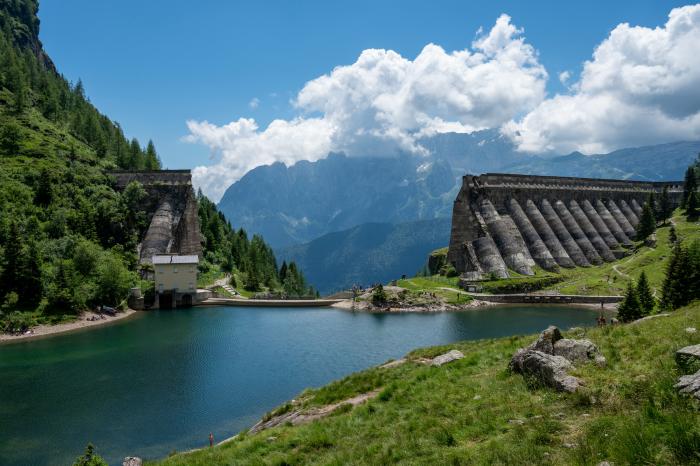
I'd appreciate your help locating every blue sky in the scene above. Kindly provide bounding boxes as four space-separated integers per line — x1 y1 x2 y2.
39 1 688 167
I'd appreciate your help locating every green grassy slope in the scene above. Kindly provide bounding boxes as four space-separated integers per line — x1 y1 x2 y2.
542 212 699 297
419 211 699 298
154 302 700 466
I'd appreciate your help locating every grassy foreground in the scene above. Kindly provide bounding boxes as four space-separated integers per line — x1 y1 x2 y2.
153 302 700 466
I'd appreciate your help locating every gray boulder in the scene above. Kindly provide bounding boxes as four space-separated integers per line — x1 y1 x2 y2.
553 338 600 364
431 349 464 367
531 325 563 354
519 351 582 393
675 370 700 401
123 458 142 466
676 344 700 372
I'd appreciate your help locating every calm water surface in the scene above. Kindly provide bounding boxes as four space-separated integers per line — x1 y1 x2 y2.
0 305 605 465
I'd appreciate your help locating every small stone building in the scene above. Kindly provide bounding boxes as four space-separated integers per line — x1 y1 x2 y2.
153 254 202 308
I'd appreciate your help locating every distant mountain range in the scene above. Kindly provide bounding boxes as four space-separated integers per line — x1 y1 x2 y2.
219 134 699 293
277 218 451 294
218 131 700 249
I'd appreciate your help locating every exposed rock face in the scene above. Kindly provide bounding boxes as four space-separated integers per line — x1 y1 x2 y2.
447 173 683 278
108 171 202 265
123 457 142 466
509 325 605 392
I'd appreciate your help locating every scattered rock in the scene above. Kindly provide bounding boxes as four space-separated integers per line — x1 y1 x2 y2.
508 419 525 425
430 349 465 367
594 355 607 368
676 344 700 372
266 436 277 442
473 394 482 400
553 338 600 364
675 371 700 401
676 344 700 360
123 458 142 466
563 442 578 449
610 317 619 325
532 325 563 354
686 327 697 334
597 462 612 466
518 350 582 393
509 325 603 392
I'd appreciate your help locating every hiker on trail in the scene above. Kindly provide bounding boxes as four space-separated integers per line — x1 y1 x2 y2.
209 432 214 447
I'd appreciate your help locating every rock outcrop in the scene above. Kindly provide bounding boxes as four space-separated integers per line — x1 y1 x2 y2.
675 344 700 400
123 457 142 466
448 173 683 278
675 371 700 401
430 350 465 367
510 326 605 392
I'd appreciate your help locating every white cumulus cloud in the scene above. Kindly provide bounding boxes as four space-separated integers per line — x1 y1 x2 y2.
505 4 700 154
188 14 547 201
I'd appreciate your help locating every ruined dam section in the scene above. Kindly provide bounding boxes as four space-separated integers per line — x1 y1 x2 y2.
108 170 202 265
447 173 683 279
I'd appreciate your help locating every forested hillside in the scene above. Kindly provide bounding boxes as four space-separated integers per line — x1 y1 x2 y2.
0 1 305 332
0 0 164 330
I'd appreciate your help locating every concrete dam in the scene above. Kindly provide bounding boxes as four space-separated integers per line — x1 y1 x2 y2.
108 170 202 265
447 173 683 280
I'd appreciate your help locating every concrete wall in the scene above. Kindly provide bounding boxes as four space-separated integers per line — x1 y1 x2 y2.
448 173 683 279
108 170 203 264
154 263 197 294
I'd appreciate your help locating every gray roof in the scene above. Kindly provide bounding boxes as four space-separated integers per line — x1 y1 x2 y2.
152 255 199 265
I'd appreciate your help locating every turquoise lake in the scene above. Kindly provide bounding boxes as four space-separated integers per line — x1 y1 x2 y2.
0 305 606 465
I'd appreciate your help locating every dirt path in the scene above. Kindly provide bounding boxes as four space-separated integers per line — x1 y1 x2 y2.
611 263 630 279
0 309 139 344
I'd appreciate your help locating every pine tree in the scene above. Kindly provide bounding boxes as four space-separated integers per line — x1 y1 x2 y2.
669 225 678 245
682 166 698 208
636 199 656 241
279 261 288 282
636 271 654 316
659 186 672 225
617 282 641 322
687 191 698 219
661 242 690 310
145 140 160 170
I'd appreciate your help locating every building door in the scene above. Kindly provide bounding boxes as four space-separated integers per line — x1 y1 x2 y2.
159 292 173 310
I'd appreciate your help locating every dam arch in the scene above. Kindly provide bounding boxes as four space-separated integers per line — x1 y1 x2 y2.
447 173 683 279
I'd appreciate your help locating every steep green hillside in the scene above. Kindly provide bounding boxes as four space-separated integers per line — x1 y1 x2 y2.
154 301 700 466
0 1 310 332
0 1 164 329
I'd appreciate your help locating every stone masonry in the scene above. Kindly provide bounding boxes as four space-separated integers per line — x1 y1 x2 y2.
447 173 683 279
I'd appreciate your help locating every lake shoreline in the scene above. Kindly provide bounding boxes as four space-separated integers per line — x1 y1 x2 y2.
0 309 140 344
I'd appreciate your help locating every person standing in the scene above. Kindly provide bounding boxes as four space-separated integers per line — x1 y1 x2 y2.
209 432 214 447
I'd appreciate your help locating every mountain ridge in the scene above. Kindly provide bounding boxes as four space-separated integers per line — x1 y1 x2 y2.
219 135 700 249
